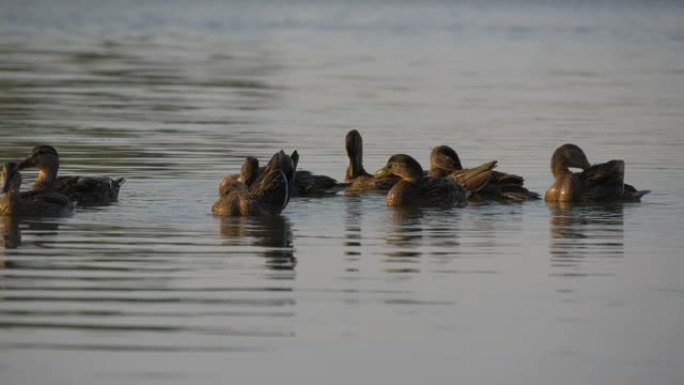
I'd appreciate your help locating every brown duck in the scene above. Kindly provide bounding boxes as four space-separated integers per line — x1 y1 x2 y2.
375 154 467 207
18 145 124 206
212 151 298 216
219 154 345 197
1 162 74 217
344 129 398 194
545 143 649 203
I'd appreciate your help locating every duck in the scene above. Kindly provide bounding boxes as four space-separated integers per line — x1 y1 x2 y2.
17 145 124 206
344 129 399 194
293 168 347 196
544 143 649 203
1 162 74 217
375 154 468 207
212 150 298 216
218 156 260 196
429 145 540 202
218 153 345 197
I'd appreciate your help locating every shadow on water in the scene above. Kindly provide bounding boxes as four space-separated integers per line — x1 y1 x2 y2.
219 215 296 271
548 202 625 277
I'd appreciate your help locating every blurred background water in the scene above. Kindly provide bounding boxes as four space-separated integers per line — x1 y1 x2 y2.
1 1 683 384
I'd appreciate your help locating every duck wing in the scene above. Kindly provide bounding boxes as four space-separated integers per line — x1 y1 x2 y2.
250 169 289 214
294 170 348 196
54 175 123 205
218 173 240 196
212 182 262 216
579 160 625 202
418 177 467 207
449 160 497 193
21 190 74 213
250 151 295 214
346 174 399 195
490 170 524 185
477 170 540 202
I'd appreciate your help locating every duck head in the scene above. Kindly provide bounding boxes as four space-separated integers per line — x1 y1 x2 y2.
376 154 424 185
18 145 60 171
345 129 367 180
238 157 260 186
551 144 591 176
430 145 464 174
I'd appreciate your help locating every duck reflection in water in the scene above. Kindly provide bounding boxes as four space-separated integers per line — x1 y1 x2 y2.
548 202 625 276
384 206 424 272
1 216 21 251
343 196 364 259
1 217 61 268
219 215 296 271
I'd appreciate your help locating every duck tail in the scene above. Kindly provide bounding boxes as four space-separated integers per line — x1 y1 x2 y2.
451 160 497 193
251 151 295 214
624 183 650 202
499 189 541 202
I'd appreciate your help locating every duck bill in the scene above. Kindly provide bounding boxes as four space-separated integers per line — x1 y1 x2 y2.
579 159 591 170
17 156 35 170
573 153 592 170
572 158 591 171
375 167 392 178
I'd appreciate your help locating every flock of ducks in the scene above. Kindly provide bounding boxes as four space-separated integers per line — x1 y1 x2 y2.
210 129 648 216
1 130 649 218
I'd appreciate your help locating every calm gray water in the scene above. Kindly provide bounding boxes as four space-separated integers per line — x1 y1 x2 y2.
1 1 684 384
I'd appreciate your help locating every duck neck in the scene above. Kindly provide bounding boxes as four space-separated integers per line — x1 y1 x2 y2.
404 173 423 186
239 169 258 187
35 165 58 189
428 167 448 179
387 180 419 206
346 153 368 181
1 189 19 214
551 152 570 178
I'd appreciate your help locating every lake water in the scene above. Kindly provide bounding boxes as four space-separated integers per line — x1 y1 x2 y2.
1 1 684 384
